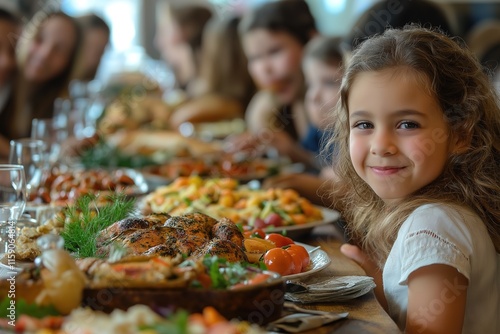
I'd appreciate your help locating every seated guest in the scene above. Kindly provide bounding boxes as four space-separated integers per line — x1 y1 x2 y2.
168 15 256 129
154 0 213 96
226 0 318 167
0 10 82 152
0 7 21 160
264 36 347 205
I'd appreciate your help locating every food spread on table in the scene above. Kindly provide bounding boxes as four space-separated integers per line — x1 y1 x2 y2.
142 154 277 181
0 105 360 332
141 176 324 227
30 168 147 205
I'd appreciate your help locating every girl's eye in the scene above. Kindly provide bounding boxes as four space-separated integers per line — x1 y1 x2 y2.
353 121 373 130
399 121 419 129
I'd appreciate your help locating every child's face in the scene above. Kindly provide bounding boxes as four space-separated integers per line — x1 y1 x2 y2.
347 68 453 204
0 20 19 87
24 16 78 83
243 28 304 104
303 58 342 129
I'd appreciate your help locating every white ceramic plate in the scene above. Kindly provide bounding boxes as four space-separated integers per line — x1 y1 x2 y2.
283 242 331 280
263 207 341 239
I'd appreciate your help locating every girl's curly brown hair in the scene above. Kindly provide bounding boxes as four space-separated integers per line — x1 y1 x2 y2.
326 25 500 265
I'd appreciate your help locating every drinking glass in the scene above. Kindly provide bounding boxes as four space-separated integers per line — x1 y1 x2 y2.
0 164 26 256
31 118 69 167
9 139 46 201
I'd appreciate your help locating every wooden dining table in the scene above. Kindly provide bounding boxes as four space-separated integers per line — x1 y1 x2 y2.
290 223 401 334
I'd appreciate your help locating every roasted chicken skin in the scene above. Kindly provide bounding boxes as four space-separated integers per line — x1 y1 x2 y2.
96 213 170 247
212 218 245 248
164 213 217 236
191 239 248 263
121 226 181 254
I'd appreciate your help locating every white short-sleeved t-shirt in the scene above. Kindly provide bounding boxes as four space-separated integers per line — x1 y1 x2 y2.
383 204 499 333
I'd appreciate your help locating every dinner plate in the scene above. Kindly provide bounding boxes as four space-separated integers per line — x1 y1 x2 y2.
264 207 341 239
283 242 331 280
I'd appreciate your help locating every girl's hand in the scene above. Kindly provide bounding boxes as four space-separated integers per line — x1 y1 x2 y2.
340 243 388 311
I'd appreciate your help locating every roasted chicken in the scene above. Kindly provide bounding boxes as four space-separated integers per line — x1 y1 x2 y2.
96 212 246 262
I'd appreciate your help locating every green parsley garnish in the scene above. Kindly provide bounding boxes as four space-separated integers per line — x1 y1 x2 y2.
59 193 136 258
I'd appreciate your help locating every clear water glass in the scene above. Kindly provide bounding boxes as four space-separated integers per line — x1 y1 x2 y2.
0 164 26 256
8 138 46 200
31 118 69 167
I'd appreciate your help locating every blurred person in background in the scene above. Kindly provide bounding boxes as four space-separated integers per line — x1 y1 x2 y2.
0 7 21 160
465 19 500 92
263 36 347 206
72 13 110 82
0 10 82 150
226 0 318 166
168 15 256 129
154 0 212 97
346 0 454 48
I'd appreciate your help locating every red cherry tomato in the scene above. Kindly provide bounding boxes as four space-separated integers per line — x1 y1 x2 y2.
265 233 294 248
243 228 266 239
263 248 295 276
285 244 310 273
253 218 267 229
264 213 283 227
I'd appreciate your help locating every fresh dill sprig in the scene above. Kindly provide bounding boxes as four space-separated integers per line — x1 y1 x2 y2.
59 193 136 258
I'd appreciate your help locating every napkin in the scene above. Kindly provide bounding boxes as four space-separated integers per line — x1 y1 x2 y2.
285 275 376 304
267 302 349 333
267 312 348 333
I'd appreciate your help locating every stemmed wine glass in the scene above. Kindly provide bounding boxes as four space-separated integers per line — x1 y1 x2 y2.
31 118 68 167
0 164 26 256
9 138 46 201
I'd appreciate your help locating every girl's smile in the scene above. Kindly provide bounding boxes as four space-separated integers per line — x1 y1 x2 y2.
347 68 455 203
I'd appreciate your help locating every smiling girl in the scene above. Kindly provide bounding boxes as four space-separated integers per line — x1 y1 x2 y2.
330 26 500 333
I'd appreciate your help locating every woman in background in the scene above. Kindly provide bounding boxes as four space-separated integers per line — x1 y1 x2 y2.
0 7 21 159
154 1 212 96
168 15 256 129
0 11 82 147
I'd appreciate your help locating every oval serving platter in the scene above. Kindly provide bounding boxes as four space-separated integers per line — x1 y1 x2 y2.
81 271 285 325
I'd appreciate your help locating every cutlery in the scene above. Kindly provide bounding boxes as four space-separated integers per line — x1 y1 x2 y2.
307 245 321 254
